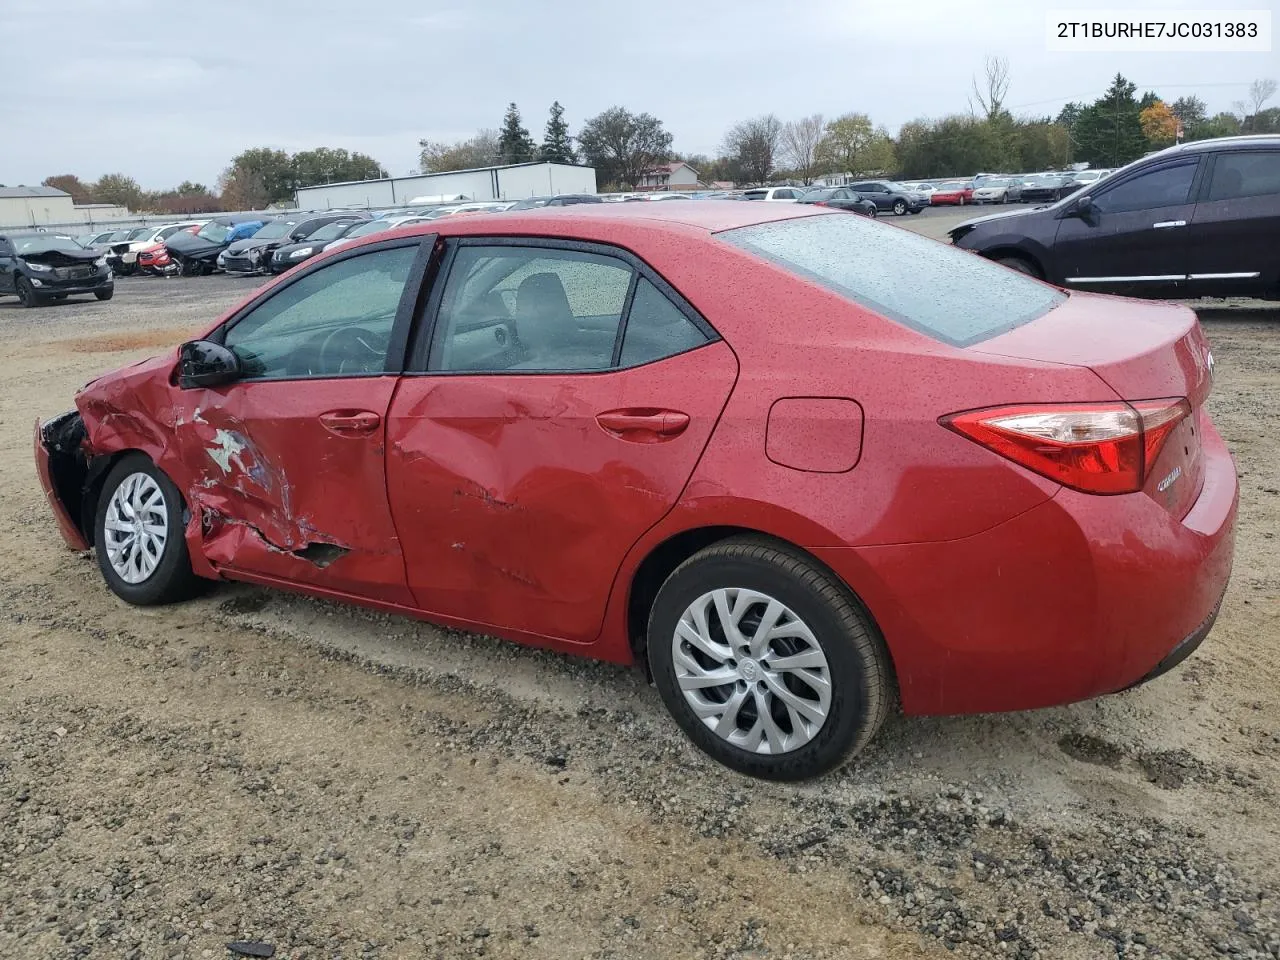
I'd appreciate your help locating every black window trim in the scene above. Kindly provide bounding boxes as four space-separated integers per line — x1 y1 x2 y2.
1201 147 1280 203
405 235 720 377
208 232 438 383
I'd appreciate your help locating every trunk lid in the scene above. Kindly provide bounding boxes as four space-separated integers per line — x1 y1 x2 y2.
975 292 1213 518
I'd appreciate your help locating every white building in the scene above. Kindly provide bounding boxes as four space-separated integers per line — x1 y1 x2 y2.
294 161 597 210
0 186 76 228
637 162 700 191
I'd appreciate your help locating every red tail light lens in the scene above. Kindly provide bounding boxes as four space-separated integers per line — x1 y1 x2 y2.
942 399 1191 494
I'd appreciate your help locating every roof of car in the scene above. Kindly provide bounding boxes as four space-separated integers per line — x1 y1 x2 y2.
424 198 823 236
1165 134 1280 155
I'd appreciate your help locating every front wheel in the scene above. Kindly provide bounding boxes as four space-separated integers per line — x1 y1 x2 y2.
15 276 41 308
892 200 907 216
95 288 114 301
647 537 894 781
94 454 203 606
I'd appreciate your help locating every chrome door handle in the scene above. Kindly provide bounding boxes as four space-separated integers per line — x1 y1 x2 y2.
1152 220 1187 229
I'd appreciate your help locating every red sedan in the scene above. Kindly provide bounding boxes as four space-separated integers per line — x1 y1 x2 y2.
931 181 974 205
34 203 1236 780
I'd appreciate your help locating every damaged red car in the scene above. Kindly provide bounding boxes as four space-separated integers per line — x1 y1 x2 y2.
35 203 1237 780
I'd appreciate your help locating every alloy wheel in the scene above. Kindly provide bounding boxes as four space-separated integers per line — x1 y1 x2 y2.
671 588 832 754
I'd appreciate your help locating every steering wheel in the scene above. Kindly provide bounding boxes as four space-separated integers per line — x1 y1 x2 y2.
318 326 388 375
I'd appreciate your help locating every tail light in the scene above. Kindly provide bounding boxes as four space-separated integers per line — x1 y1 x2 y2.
942 399 1191 494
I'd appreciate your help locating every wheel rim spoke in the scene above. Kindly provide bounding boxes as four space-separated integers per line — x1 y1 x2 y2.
671 587 832 756
103 472 168 584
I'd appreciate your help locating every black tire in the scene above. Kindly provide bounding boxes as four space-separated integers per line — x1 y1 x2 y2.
892 200 908 216
15 276 41 308
647 537 894 781
94 454 203 606
179 257 199 277
994 255 1041 278
865 206 877 218
95 288 114 301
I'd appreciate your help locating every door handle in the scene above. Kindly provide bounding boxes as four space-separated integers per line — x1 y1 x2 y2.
319 409 381 436
1151 220 1187 229
596 409 691 440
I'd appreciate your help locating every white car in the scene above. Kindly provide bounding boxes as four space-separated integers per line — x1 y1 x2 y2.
323 215 435 253
741 186 806 202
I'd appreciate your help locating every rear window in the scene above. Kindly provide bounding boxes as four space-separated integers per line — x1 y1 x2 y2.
719 213 1065 347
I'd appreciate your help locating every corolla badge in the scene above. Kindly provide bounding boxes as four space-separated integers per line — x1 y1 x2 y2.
1157 465 1183 493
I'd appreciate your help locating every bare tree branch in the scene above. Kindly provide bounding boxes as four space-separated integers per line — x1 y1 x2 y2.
781 114 825 184
970 56 1011 121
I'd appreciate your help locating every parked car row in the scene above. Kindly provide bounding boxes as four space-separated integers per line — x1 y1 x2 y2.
898 167 1115 207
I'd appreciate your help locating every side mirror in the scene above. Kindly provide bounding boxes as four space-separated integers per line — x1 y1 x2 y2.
178 340 242 389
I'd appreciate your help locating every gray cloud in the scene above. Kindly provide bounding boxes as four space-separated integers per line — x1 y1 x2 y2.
5 0 1272 189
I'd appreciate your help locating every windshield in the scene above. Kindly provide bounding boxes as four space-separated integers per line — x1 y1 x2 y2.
127 227 153 240
196 221 232 243
308 222 354 242
802 188 838 201
14 235 86 255
508 197 549 210
939 182 966 190
720 213 1064 347
251 220 299 240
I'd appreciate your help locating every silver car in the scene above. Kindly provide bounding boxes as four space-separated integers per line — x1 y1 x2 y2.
970 177 1023 204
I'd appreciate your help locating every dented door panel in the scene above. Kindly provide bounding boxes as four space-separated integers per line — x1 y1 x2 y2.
172 376 411 604
384 341 738 644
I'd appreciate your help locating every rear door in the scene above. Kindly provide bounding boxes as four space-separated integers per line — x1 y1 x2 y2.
1052 156 1203 296
385 239 738 643
1183 148 1280 298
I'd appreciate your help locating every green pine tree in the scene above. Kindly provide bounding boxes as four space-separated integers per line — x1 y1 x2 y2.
498 103 537 165
1072 74 1148 167
540 101 576 163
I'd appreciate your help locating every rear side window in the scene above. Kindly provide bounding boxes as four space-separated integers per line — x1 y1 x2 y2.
620 279 708 366
1207 152 1280 201
720 213 1065 347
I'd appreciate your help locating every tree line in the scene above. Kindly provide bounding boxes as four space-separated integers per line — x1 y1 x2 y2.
35 68 1278 213
419 70 1276 192
41 147 386 215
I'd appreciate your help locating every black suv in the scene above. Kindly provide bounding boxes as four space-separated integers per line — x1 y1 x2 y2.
847 180 926 215
950 135 1280 299
0 233 113 307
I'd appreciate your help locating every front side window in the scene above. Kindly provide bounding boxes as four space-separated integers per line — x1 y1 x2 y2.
1207 151 1280 201
223 245 416 379
1091 161 1197 213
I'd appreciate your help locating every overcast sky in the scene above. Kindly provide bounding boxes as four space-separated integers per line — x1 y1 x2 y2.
5 0 1275 189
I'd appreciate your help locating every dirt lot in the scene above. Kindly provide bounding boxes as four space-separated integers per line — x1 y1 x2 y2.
2 263 1278 960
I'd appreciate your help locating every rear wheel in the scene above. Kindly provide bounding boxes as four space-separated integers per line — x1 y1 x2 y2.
94 455 202 606
994 255 1041 278
15 276 40 308
647 537 893 781
892 200 908 216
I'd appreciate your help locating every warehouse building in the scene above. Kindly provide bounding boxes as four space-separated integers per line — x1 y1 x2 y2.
0 185 77 228
294 161 596 210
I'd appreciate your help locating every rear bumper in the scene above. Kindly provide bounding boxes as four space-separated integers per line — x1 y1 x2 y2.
815 414 1238 716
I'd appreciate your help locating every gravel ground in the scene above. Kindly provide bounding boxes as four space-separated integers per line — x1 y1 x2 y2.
1 261 1278 960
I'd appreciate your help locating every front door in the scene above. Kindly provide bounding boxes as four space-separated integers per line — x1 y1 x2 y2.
385 240 738 644
1052 156 1202 297
1183 149 1280 298
173 238 430 604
